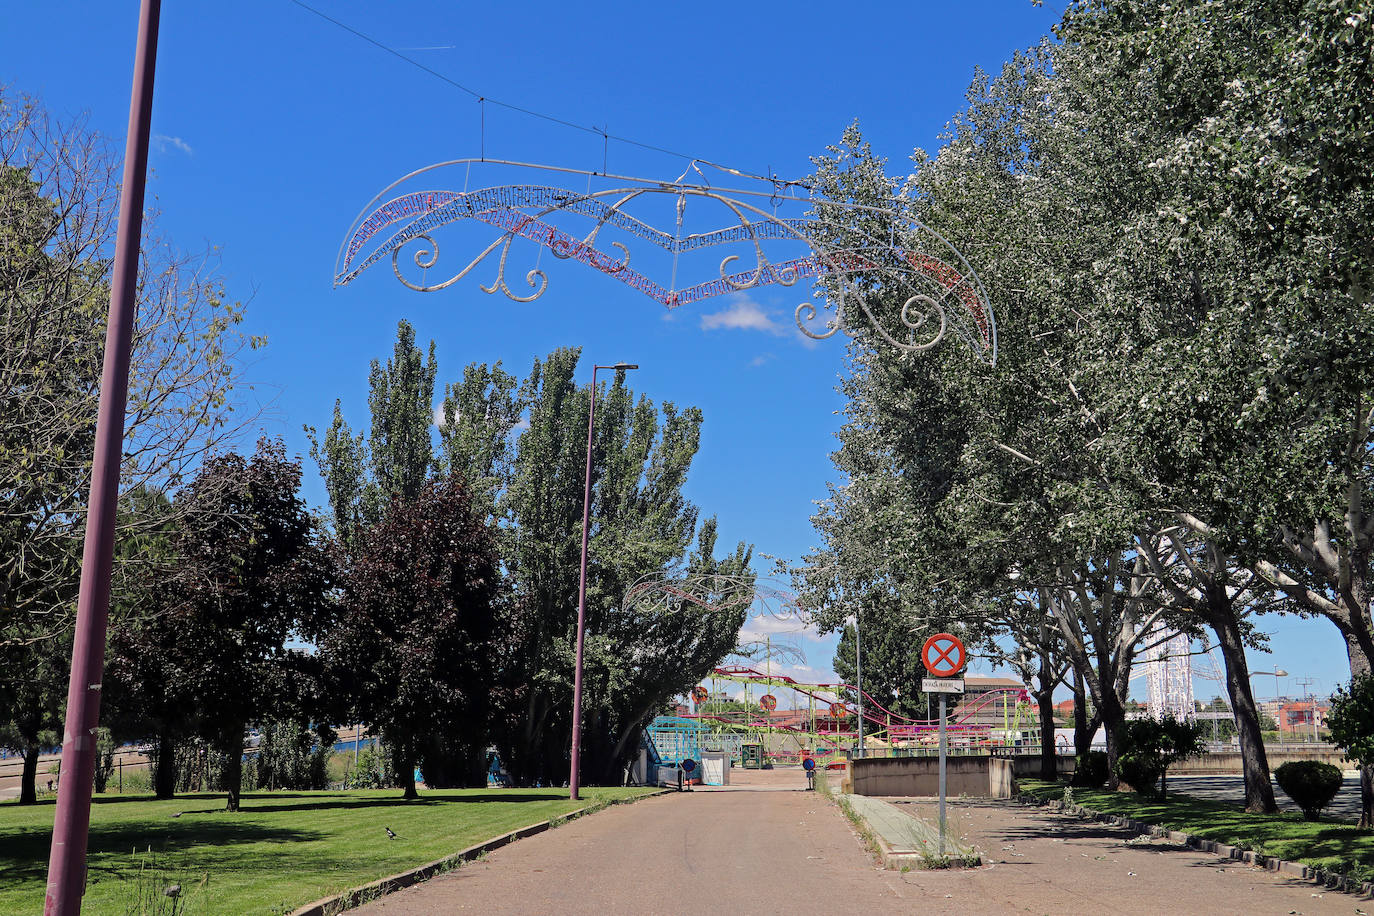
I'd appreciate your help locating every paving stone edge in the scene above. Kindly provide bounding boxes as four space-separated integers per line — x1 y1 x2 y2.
288 789 670 916
1016 791 1373 899
840 794 983 870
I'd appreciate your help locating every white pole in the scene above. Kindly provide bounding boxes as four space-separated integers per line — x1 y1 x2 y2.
856 616 864 758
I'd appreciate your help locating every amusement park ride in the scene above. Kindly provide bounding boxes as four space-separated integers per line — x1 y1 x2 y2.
646 664 1034 771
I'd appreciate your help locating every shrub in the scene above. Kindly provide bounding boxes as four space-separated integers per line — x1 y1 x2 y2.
93 729 116 793
349 744 398 789
1113 715 1207 797
1274 761 1343 820
1073 750 1109 787
250 719 333 791
1327 673 1374 826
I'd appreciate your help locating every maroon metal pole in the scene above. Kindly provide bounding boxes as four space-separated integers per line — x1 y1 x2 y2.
569 363 636 800
44 2 161 912
569 366 600 801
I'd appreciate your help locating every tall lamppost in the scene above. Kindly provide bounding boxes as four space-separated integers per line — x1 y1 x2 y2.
1250 668 1288 738
45 3 161 913
569 362 638 800
853 612 863 759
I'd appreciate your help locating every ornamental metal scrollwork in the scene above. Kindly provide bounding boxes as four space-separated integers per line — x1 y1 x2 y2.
335 159 996 363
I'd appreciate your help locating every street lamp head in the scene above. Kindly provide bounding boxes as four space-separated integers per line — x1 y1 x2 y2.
613 362 638 370
1275 668 1289 677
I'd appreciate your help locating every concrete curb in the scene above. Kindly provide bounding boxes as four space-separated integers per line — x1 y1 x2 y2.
839 794 982 870
288 790 669 916
1016 791 1373 899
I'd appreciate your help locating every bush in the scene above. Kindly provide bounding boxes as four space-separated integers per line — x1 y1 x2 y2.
93 729 115 793
1113 715 1207 797
248 719 334 791
1073 750 1109 787
1274 761 1343 820
348 744 398 789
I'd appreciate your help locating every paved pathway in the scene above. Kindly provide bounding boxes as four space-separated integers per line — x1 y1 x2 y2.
352 768 1362 914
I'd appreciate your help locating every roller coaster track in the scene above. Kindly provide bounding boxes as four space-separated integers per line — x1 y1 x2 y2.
698 665 1032 742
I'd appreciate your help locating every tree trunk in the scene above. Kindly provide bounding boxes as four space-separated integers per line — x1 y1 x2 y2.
154 734 177 799
401 749 418 800
1072 669 1092 757
1361 765 1373 830
1205 604 1277 812
1097 690 1127 791
19 746 39 805
1036 646 1057 780
221 727 244 812
1344 632 1373 827
604 704 654 784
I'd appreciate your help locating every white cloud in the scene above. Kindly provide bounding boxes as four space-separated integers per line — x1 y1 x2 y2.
699 296 787 336
435 404 530 431
153 134 192 155
739 614 817 639
749 353 774 367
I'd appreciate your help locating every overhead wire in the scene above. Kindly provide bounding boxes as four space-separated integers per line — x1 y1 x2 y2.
285 0 786 184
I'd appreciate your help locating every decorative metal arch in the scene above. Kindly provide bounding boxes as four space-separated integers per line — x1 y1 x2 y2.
621 570 810 623
335 159 996 362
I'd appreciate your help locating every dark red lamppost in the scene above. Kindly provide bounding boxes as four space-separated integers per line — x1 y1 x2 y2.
569 362 637 800
44 2 161 913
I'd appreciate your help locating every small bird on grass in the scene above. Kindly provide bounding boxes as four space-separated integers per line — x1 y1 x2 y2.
385 826 398 840
170 812 183 819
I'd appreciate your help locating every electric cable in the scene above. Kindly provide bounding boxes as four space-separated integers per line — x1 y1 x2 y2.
286 0 791 184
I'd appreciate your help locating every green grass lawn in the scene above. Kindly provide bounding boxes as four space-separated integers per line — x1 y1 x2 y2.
0 786 654 914
1020 779 1374 883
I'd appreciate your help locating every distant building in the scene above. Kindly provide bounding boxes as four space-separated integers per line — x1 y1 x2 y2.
1280 699 1329 737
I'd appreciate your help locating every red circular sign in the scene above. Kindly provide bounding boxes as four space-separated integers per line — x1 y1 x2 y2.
760 694 777 712
829 702 848 719
921 633 966 677
692 685 708 703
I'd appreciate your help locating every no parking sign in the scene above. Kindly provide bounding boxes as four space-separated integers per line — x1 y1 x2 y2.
921 633 966 677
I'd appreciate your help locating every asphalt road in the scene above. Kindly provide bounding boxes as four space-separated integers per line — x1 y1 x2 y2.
1169 774 1365 821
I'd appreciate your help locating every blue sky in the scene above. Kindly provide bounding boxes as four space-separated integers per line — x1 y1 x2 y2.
2 0 1350 703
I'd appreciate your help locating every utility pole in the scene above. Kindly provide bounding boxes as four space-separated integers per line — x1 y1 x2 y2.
1296 677 1318 743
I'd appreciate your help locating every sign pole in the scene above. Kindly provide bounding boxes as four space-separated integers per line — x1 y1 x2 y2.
938 693 947 856
920 632 965 863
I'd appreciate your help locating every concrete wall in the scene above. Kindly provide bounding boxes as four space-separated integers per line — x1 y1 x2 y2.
1172 748 1348 775
850 755 1015 798
1010 754 1078 778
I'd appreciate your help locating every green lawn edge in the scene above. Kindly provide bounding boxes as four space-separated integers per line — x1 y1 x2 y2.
1019 778 1374 883
0 786 658 915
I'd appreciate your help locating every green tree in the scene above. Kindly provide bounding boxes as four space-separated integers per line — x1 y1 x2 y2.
1 91 262 644
312 336 753 787
1 92 261 799
1043 0 1374 810
1327 674 1374 827
489 349 749 785
1114 714 1208 798
307 319 437 550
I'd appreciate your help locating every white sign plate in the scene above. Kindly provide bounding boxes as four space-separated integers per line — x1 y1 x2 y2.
922 678 964 693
